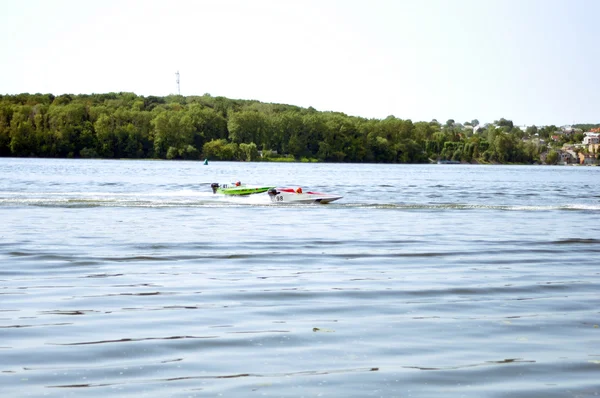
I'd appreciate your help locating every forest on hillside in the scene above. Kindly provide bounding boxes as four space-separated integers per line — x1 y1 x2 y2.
0 92 595 164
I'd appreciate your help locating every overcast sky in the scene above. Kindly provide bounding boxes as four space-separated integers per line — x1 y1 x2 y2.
1 0 598 126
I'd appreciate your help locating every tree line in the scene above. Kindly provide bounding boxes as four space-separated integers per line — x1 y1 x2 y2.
0 92 593 163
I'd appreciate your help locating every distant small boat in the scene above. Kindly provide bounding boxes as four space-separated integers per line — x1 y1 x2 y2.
437 160 460 164
203 159 208 165
211 182 274 196
267 187 342 204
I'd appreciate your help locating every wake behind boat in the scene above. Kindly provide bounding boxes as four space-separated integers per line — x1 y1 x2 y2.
211 182 274 196
267 187 342 204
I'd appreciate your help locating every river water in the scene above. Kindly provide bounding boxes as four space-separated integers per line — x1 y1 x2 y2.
1 158 599 397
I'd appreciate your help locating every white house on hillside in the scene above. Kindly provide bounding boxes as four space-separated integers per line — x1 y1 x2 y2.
583 132 599 145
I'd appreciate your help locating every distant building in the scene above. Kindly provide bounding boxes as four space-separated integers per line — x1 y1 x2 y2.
552 150 577 164
578 152 598 165
258 150 278 158
564 149 578 163
583 132 599 145
561 126 575 135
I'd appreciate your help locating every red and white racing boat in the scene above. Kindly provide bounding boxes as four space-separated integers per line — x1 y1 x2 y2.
267 187 342 204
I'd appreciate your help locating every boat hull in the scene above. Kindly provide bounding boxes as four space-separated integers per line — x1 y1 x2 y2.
268 188 342 204
211 183 274 196
218 186 273 195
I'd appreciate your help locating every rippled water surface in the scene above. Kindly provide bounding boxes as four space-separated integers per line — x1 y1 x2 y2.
1 158 600 397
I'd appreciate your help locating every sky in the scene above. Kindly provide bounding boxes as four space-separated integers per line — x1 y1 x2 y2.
1 0 599 127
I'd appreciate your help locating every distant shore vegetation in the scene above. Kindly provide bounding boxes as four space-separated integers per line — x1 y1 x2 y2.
0 92 597 164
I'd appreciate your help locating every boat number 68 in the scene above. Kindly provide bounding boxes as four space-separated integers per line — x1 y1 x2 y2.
275 195 284 201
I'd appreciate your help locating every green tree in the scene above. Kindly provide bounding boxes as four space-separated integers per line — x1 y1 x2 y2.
367 134 395 162
318 113 356 162
187 104 228 150
9 109 34 156
152 110 195 158
0 92 548 164
202 139 238 160
239 142 259 161
0 103 12 156
94 114 115 157
545 150 558 165
301 113 326 156
397 139 427 163
227 110 269 147
495 118 514 130
539 125 558 139
525 125 538 137
270 111 303 155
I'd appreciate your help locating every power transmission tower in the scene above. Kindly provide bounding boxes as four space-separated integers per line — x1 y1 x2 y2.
176 71 180 95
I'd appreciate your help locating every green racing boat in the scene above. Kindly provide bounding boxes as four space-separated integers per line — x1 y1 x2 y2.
211 182 274 196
